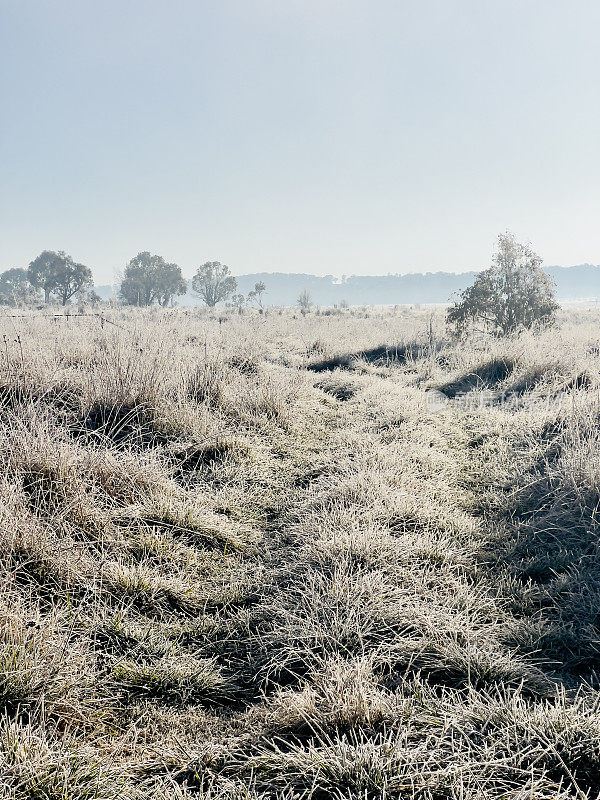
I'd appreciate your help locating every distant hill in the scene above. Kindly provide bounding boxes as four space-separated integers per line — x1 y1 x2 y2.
94 284 119 301
545 264 600 301
95 264 600 307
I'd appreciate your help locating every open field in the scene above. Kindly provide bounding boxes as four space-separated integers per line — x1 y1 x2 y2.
2 306 600 798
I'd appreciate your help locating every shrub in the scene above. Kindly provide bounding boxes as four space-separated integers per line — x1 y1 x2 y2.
447 232 558 337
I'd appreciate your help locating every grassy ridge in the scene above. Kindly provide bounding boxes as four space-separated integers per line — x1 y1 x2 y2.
1 306 600 799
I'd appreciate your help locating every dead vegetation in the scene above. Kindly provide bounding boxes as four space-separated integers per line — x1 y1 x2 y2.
1 305 600 798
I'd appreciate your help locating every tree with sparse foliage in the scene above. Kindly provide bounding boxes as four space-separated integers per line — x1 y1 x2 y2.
120 252 187 307
191 262 237 307
297 289 312 312
28 250 92 306
230 293 246 313
248 281 266 308
0 268 39 306
76 288 102 307
446 233 558 337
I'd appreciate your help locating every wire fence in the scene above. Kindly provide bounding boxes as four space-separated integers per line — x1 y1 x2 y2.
0 311 133 332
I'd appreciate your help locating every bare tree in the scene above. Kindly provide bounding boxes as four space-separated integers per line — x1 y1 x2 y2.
297 289 312 312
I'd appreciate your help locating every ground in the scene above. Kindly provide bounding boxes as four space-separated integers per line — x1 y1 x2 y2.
1 305 600 799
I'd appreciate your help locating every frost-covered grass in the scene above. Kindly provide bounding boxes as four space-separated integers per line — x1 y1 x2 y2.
1 305 600 798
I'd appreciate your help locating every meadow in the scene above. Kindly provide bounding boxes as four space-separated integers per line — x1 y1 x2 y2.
1 304 600 799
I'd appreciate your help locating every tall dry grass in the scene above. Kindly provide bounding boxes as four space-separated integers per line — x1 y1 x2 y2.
0 304 599 798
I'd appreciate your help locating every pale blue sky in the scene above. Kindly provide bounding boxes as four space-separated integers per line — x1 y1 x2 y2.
1 0 599 282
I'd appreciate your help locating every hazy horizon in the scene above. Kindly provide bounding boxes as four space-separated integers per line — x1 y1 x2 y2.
2 1 600 283
88 260 600 287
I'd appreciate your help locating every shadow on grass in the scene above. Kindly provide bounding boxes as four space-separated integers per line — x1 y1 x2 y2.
438 357 516 398
306 344 424 373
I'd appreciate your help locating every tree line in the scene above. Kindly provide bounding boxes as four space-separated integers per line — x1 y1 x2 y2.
0 234 560 338
0 252 97 307
0 250 267 309
119 254 267 309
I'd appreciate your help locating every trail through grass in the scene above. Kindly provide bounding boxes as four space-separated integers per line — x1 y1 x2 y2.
1 307 600 798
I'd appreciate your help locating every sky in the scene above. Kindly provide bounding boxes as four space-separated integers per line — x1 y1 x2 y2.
1 0 600 283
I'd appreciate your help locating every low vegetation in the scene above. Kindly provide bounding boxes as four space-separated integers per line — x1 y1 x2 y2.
447 232 559 337
0 303 599 798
